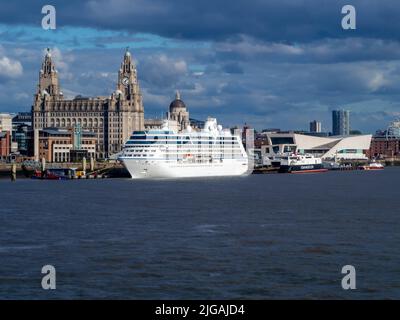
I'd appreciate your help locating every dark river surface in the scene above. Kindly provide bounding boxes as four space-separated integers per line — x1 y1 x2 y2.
0 168 399 299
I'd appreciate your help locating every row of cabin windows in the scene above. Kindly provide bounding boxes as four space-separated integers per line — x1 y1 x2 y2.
126 140 239 145
129 135 236 141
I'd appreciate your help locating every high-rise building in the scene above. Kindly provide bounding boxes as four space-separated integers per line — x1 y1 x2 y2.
332 110 350 136
32 48 144 160
309 120 322 133
386 119 400 138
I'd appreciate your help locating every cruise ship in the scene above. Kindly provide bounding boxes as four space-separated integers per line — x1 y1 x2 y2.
119 118 249 179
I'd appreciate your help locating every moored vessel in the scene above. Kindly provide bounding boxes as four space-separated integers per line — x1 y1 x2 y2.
119 118 249 179
359 161 384 171
31 168 78 180
279 154 328 174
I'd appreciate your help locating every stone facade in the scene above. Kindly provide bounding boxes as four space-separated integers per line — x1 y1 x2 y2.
144 118 164 130
167 91 190 131
32 48 144 159
0 113 12 132
144 92 189 132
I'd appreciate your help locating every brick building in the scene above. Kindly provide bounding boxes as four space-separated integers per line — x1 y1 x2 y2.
0 131 11 159
38 128 96 163
368 136 400 159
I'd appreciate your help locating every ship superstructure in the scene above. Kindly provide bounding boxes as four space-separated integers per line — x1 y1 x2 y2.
119 118 249 179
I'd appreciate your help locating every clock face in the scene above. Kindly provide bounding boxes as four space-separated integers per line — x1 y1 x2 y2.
122 77 129 87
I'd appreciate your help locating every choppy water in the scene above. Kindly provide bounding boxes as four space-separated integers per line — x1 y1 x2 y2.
0 169 399 299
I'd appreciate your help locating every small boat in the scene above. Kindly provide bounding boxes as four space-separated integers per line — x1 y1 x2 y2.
279 154 328 174
359 161 384 171
31 168 77 180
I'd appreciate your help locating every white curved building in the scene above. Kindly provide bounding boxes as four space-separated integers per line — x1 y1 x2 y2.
261 132 372 160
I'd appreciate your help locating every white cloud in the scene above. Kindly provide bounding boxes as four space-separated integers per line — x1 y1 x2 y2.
141 87 170 106
216 35 304 57
368 72 389 92
46 47 75 80
0 55 23 78
140 54 188 88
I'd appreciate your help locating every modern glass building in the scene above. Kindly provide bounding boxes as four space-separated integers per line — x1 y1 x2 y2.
386 119 400 138
14 124 30 155
332 110 350 136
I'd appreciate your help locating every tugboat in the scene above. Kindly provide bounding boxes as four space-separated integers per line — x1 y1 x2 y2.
279 154 328 174
359 161 384 171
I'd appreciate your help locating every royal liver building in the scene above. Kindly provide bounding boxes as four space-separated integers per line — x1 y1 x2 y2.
32 48 144 159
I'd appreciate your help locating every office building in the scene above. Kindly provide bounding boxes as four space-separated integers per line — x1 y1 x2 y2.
309 120 322 133
332 110 350 136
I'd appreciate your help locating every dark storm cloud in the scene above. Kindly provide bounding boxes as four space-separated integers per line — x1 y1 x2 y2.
1 0 400 42
2 1 400 133
214 36 400 64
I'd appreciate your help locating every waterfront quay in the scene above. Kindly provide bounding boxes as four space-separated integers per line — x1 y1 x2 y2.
0 160 130 180
2 157 397 180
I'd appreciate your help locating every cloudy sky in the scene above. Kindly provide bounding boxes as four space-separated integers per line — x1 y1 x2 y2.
1 0 400 133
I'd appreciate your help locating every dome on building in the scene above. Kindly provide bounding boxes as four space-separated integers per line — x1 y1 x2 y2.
169 91 187 112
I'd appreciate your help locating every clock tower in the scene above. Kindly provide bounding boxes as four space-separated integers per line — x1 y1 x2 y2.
112 47 144 147
31 47 145 161
116 47 141 103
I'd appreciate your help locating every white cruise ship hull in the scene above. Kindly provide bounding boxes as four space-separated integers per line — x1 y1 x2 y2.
122 159 249 179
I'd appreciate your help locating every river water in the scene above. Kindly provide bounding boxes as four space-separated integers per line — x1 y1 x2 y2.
0 169 399 299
